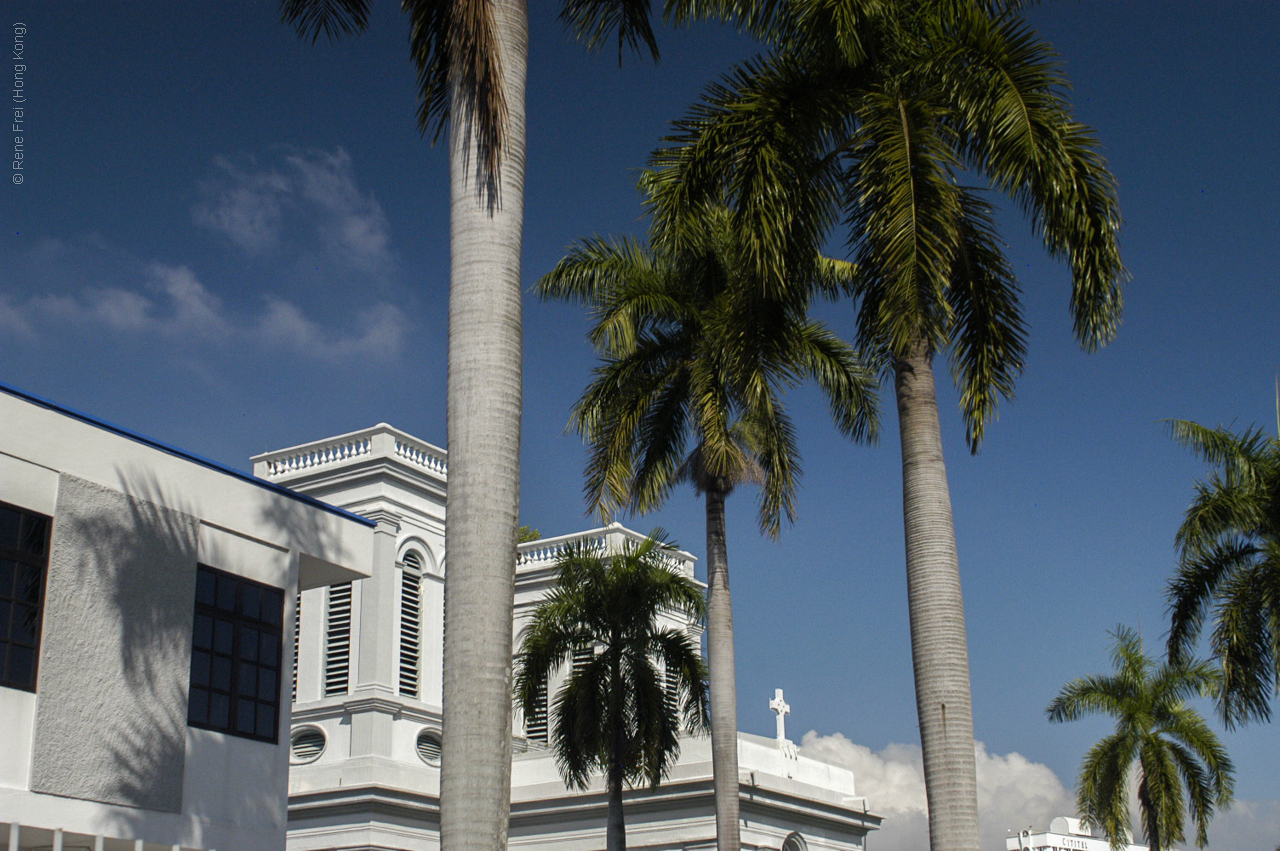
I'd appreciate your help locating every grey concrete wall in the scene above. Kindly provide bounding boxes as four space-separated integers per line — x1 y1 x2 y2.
31 473 199 813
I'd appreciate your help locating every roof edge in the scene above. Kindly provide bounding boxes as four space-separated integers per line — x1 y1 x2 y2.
0 380 376 528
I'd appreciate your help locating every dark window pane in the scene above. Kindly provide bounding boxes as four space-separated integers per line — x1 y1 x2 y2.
209 693 229 728
19 515 48 557
0 559 14 596
239 626 259 662
190 565 284 740
239 661 257 698
212 656 232 691
215 575 236 612
236 699 256 734
17 564 41 604
191 650 211 687
262 588 284 626
255 703 276 739
0 506 19 551
258 667 277 701
214 620 233 655
260 632 279 666
240 584 261 621
12 605 37 644
189 687 209 724
8 644 34 686
195 569 216 606
193 614 213 650
0 602 9 640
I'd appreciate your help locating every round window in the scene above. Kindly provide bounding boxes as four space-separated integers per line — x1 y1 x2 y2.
290 727 326 764
417 730 442 766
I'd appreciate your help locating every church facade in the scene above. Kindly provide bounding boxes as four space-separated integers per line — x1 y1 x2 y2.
257 424 882 851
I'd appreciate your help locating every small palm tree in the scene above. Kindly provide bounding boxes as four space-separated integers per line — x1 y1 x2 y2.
1047 626 1234 851
538 204 878 851
514 532 710 851
1166 417 1280 728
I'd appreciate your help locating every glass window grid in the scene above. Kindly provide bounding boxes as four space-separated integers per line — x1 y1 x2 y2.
188 564 284 743
0 501 51 692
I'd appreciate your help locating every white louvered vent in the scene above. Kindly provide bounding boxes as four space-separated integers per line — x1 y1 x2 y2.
524 681 548 743
664 665 679 717
400 553 423 698
325 582 352 696
291 727 326 763
416 730 442 766
292 592 301 702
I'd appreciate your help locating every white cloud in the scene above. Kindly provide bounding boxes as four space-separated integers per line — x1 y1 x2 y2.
192 148 394 277
192 157 290 252
799 732 1073 851
257 297 407 361
799 732 1280 851
3 264 406 362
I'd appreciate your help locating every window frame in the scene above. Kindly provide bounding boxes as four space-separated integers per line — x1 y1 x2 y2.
0 499 52 692
187 564 285 744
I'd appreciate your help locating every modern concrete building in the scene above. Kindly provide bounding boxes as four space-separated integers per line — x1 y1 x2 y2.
256 425 883 851
0 384 375 851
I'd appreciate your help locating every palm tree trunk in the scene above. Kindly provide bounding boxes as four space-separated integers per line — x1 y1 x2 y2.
1138 776 1160 851
439 3 527 851
705 486 740 851
893 338 979 851
607 670 628 851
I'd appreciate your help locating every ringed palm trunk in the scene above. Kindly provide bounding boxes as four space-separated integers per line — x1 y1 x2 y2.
439 3 528 851
608 653 627 851
705 485 741 851
892 338 979 851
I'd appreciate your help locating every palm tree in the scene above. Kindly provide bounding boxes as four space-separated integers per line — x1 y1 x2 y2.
278 4 701 850
538 204 879 851
1166 417 1280 728
644 5 1127 849
1047 626 1234 851
514 532 710 851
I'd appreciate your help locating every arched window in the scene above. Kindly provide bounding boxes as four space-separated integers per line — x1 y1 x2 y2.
781 833 807 851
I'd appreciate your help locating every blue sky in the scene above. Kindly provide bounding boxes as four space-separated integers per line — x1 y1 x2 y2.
4 2 1279 847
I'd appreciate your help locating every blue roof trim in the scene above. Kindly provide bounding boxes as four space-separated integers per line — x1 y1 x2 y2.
0 380 377 528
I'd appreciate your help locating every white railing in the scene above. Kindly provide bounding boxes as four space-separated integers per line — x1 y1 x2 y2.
395 436 448 476
253 424 448 480
516 523 696 577
257 433 372 477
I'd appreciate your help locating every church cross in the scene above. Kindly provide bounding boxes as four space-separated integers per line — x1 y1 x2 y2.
769 688 791 741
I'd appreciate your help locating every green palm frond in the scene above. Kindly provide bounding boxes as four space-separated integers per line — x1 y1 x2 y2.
946 187 1025 452
513 533 709 793
1049 626 1234 850
1165 417 1280 726
559 0 660 63
541 202 879 536
280 0 371 43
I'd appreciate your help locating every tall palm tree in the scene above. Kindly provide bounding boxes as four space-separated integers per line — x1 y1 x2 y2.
538 205 879 851
1166 417 1280 728
1047 626 1234 851
645 5 1126 850
278 4 698 851
514 532 710 851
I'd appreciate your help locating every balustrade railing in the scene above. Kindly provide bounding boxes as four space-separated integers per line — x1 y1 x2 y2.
253 424 448 480
516 523 695 577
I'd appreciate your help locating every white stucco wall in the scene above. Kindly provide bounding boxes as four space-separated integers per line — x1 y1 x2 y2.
0 387 375 851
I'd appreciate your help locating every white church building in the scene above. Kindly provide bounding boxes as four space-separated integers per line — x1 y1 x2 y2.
0 381 882 851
